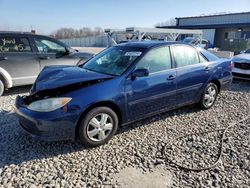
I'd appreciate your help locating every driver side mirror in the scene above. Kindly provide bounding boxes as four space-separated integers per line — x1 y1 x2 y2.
56 51 67 58
131 68 149 80
55 48 69 58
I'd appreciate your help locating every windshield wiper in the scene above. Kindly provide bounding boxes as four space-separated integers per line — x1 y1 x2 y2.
83 67 117 76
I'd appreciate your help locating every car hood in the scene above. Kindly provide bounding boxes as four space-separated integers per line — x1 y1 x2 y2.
232 54 250 63
32 65 113 93
70 51 94 59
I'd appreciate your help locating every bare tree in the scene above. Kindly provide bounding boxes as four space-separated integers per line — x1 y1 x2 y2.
80 27 92 37
94 27 103 36
52 27 104 39
155 18 176 27
52 27 74 39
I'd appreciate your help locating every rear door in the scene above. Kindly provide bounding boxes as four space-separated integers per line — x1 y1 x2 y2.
32 36 79 70
172 45 212 106
0 35 40 86
125 46 177 121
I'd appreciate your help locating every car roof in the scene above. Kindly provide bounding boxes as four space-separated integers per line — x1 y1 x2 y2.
117 41 186 49
0 31 52 38
0 31 33 36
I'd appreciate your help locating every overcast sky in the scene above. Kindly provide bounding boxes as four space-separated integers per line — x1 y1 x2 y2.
1 0 250 34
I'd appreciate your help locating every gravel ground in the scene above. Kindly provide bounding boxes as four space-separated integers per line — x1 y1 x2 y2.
0 80 249 188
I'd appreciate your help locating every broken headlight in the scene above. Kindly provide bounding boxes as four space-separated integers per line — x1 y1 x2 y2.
27 97 72 112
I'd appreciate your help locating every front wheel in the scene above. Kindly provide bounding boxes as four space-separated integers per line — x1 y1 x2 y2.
199 83 218 110
78 107 118 147
0 80 4 96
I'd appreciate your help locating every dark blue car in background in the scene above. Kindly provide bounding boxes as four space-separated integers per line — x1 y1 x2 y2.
15 41 233 147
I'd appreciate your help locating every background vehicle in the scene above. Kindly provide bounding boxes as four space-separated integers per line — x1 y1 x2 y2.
0 32 93 96
15 41 233 147
232 49 250 80
183 37 213 49
240 48 250 54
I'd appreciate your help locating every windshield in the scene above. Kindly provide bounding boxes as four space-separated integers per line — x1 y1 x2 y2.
82 47 142 76
198 47 220 61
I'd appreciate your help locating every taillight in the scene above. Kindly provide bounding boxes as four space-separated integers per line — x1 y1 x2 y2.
229 61 234 69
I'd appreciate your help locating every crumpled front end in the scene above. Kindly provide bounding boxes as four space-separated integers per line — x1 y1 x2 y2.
15 95 80 141
14 65 116 141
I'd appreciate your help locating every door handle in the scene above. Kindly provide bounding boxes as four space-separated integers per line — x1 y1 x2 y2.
167 75 176 80
0 57 8 61
204 66 211 71
39 56 50 60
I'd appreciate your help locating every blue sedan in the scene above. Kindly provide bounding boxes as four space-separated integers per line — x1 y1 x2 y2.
15 41 233 147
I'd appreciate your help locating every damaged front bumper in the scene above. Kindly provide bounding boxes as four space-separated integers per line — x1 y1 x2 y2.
15 95 80 141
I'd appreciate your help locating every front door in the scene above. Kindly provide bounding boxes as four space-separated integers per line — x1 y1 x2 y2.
125 46 177 121
0 35 40 86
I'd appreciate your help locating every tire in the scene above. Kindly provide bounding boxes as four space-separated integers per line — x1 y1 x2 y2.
199 82 218 110
78 107 118 147
0 80 4 96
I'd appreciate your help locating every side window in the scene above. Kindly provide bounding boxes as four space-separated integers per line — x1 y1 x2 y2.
136 46 171 73
34 38 66 54
201 40 208 45
199 53 208 63
173 45 199 68
0 37 32 52
200 49 219 61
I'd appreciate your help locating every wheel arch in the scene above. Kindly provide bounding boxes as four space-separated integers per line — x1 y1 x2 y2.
0 67 13 88
75 101 123 139
209 79 221 93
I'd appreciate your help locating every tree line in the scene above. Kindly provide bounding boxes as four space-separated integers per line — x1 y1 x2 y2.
51 27 104 39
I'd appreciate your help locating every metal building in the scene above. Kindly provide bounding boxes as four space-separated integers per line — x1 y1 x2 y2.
158 12 250 51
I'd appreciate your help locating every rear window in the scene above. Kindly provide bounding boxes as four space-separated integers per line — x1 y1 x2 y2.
0 37 32 52
198 48 220 61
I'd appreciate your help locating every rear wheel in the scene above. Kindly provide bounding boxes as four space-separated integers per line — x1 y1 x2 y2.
78 107 118 147
0 80 4 96
199 82 218 110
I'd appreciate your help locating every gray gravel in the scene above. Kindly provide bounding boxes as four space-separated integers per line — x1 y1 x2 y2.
0 80 249 188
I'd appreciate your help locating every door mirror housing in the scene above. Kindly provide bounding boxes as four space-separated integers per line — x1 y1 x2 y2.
131 68 149 79
56 51 67 58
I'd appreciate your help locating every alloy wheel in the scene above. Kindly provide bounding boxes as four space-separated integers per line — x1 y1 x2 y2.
87 113 114 142
204 85 217 107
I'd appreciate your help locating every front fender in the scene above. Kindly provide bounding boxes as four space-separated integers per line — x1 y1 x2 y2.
0 67 13 88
